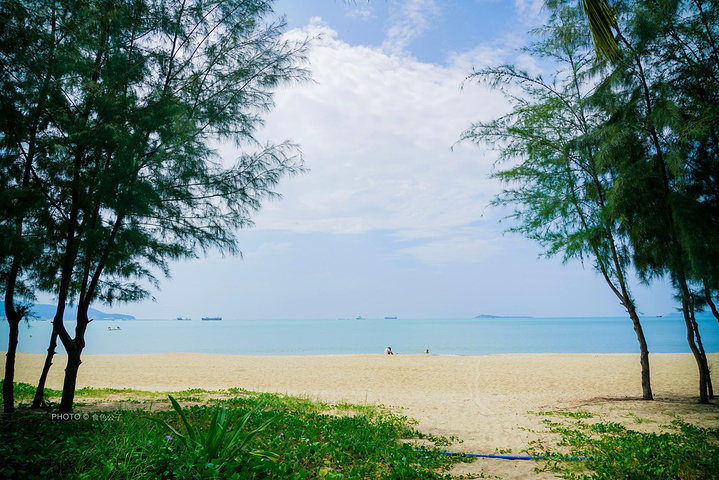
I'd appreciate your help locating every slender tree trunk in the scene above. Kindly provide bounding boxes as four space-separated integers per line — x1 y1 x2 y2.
690 308 714 399
704 283 719 322
707 296 719 322
57 204 126 412
3 315 20 413
54 286 76 414
31 329 58 408
682 294 709 403
53 250 78 413
626 304 653 400
568 169 654 401
3 257 24 413
59 350 82 414
58 309 92 413
53 142 83 412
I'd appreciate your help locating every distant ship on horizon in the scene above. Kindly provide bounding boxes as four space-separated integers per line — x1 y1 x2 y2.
201 317 222 321
384 316 398 319
176 317 192 321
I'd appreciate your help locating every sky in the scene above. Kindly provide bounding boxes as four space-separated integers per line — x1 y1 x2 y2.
100 0 675 319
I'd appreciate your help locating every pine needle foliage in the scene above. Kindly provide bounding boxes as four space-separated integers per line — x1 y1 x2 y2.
461 3 637 316
1 0 310 412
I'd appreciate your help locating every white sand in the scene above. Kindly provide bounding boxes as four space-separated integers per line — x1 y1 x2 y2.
8 352 719 479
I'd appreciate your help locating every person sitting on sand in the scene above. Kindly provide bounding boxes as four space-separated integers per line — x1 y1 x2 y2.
384 347 394 355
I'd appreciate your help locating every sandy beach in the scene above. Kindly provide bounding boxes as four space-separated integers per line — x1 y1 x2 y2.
8 352 719 479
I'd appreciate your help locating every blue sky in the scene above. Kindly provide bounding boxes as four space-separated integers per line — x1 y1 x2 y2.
105 0 676 319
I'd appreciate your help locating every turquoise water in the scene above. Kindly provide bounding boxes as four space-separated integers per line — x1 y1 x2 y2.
3 315 718 355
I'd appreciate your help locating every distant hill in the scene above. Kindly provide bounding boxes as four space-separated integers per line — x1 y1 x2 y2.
0 302 134 321
474 314 534 319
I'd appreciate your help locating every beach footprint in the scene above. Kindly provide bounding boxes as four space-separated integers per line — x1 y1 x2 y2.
469 357 493 416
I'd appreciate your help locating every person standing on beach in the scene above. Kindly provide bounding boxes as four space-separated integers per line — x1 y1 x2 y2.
385 347 394 355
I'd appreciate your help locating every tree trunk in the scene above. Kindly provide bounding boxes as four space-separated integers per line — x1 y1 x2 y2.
627 305 652 400
690 310 714 399
31 329 59 408
56 205 125 412
3 317 20 413
0 0 55 414
704 284 719 323
59 349 82 414
4 248 25 413
58 309 91 413
682 295 709 403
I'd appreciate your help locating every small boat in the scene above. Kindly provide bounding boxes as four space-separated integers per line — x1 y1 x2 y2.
384 316 398 319
201 317 222 321
355 315 365 320
176 317 192 321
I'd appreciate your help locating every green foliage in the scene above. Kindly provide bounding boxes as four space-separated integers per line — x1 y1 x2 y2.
463 0 719 401
146 395 279 477
74 386 146 397
529 410 595 419
460 3 652 387
0 388 472 479
2 0 310 411
463 0 638 282
2 381 45 403
0 381 153 405
528 413 719 479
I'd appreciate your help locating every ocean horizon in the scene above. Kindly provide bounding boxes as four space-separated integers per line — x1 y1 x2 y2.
2 315 718 356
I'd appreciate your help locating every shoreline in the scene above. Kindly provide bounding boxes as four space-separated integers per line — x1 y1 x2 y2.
6 352 719 479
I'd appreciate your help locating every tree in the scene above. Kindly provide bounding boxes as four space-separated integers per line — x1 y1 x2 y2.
594 0 716 403
2 0 308 413
462 3 654 399
659 0 719 324
0 0 62 413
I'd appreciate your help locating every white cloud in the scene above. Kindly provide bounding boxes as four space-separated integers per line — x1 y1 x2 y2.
344 2 375 21
381 0 441 56
245 20 517 264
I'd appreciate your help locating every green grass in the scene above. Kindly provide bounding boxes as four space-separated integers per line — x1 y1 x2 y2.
526 411 719 479
1 383 475 479
7 381 162 406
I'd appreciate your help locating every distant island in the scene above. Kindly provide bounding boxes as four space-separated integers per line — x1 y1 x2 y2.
0 301 135 321
474 314 534 319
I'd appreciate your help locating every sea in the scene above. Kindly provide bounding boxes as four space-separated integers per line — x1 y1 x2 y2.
2 315 718 356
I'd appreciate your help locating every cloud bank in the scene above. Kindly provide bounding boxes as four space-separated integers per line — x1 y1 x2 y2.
246 19 517 264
